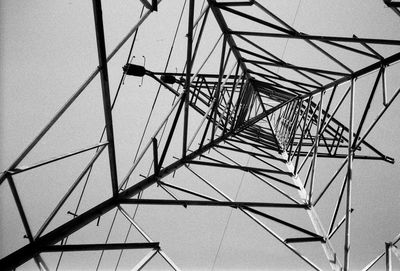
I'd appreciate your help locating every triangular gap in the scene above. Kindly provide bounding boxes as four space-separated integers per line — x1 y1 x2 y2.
180 147 295 206
81 214 158 270
238 159 302 204
367 43 400 59
49 206 150 270
209 131 300 203
307 83 352 158
113 71 181 185
189 7 224 75
10 150 111 239
133 252 175 270
218 133 283 166
211 208 319 271
147 163 232 204
349 65 400 161
134 89 187 174
94 205 172 271
285 37 377 75
234 34 326 89
218 4 294 35
305 72 393 162
312 39 386 71
249 68 316 96
11 77 105 173
246 205 322 246
239 3 356 75
186 41 240 150
285 239 333 270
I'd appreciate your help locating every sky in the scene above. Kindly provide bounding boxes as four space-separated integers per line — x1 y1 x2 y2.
1 0 400 270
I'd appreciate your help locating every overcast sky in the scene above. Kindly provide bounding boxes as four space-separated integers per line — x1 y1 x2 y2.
1 0 400 270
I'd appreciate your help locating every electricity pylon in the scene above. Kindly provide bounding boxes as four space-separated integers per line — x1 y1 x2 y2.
1 0 400 270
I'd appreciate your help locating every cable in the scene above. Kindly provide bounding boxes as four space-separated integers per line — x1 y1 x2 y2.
211 101 267 268
210 153 252 270
273 0 302 126
277 0 302 74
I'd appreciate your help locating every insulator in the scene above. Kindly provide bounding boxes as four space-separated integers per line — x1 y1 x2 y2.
160 74 177 84
123 64 146 77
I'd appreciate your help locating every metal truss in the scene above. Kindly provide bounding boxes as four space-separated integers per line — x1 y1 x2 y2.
1 0 400 270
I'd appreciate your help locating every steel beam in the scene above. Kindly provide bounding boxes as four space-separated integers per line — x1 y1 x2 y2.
92 0 119 196
42 242 160 252
119 198 307 208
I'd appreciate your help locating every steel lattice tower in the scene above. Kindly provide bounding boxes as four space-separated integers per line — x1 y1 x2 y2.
1 0 400 270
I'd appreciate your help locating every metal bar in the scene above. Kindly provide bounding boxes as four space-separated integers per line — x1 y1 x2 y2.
308 92 323 202
216 1 255 7
193 4 209 29
212 34 228 141
7 175 49 270
160 181 219 202
362 252 386 271
119 198 306 208
158 96 186 168
352 68 382 149
223 63 240 133
183 0 195 157
34 255 49 271
386 243 392 271
208 0 250 75
285 237 325 243
7 175 34 242
353 34 384 59
382 65 388 105
294 97 312 174
92 0 119 196
327 173 347 236
152 138 159 176
218 5 294 34
321 39 382 59
188 99 215 149
229 31 400 46
190 7 209 71
42 242 159 252
344 79 355 271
